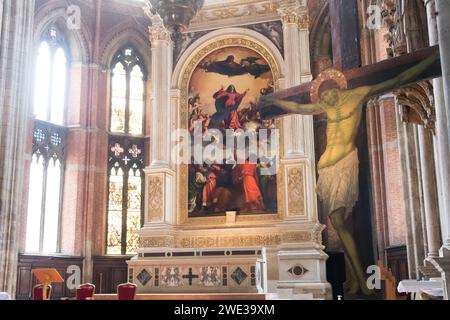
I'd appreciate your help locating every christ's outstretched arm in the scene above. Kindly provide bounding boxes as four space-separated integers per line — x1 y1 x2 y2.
368 51 440 97
259 97 323 120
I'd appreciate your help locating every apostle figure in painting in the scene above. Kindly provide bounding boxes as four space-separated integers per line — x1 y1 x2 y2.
212 85 249 130
258 157 277 210
201 164 222 211
233 158 265 212
259 51 439 295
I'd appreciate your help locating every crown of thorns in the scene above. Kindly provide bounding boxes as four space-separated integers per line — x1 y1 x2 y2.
310 68 348 103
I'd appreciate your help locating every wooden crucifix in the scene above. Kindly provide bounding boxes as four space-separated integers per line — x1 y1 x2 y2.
259 0 442 297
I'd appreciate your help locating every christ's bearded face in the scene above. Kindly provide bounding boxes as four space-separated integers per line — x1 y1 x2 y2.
320 89 339 106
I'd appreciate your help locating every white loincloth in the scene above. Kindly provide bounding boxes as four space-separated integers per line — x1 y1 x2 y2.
316 149 359 219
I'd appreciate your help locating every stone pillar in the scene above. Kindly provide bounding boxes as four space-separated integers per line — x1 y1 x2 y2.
427 0 450 300
435 0 450 251
278 0 313 158
404 0 442 264
418 127 441 258
0 0 35 296
396 79 442 265
149 15 173 169
425 0 450 256
140 13 175 235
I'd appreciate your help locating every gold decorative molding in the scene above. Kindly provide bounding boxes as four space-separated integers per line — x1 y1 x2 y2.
191 0 279 25
141 236 174 248
282 231 311 243
178 36 283 226
147 175 164 222
140 230 320 249
287 166 305 216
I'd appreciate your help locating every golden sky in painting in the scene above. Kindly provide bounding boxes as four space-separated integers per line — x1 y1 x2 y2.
189 46 273 116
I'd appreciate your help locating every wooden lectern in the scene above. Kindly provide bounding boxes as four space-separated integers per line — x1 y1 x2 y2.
32 268 64 300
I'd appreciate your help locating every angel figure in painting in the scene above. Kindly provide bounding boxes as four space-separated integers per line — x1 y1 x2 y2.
259 51 439 295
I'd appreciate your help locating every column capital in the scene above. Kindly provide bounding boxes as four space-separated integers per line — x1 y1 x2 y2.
143 2 171 44
148 15 172 44
276 0 309 30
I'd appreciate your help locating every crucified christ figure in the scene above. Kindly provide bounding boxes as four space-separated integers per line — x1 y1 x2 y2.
259 51 439 295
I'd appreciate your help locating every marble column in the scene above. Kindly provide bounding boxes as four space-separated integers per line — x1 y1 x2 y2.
424 0 448 262
418 127 441 259
0 0 35 296
141 13 175 231
435 0 450 251
278 0 313 159
404 0 442 263
149 15 173 169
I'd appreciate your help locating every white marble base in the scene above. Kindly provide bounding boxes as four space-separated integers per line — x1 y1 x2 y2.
276 249 332 300
128 248 266 294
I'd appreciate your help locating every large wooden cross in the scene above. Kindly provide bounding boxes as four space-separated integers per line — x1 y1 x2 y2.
267 45 441 104
260 0 442 296
265 0 441 105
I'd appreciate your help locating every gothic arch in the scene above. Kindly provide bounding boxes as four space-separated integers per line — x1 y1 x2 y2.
34 2 92 63
99 23 151 73
172 27 286 89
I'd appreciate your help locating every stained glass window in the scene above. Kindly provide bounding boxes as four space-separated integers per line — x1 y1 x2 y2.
26 27 68 254
106 137 145 255
110 47 146 135
107 167 124 255
107 47 146 255
25 121 66 253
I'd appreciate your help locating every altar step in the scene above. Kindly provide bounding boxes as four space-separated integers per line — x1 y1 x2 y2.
94 293 266 300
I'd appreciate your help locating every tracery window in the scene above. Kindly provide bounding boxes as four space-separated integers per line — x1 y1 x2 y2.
25 27 68 254
106 47 146 255
110 47 146 135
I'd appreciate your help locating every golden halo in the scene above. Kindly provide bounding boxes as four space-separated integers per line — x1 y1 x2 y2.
310 68 348 103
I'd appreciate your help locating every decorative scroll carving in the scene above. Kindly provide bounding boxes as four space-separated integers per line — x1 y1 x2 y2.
287 166 305 216
395 80 435 134
148 176 164 222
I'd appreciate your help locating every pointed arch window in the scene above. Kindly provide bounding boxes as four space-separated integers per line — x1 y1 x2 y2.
25 27 68 254
26 121 66 253
110 47 146 135
107 138 145 255
107 47 146 255
33 27 68 126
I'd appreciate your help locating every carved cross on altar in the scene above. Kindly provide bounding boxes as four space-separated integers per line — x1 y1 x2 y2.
183 268 199 286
